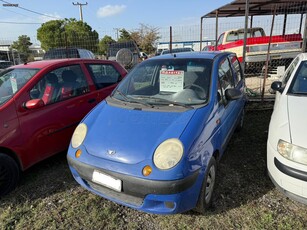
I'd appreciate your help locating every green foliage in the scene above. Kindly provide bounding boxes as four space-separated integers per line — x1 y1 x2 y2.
37 18 99 53
11 35 32 62
99 35 115 56
117 29 132 42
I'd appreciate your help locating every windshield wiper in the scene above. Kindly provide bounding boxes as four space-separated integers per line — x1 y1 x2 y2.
147 97 193 109
113 90 153 107
113 89 129 101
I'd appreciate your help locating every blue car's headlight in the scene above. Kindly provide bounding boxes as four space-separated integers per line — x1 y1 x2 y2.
153 138 184 170
277 139 307 165
71 123 87 149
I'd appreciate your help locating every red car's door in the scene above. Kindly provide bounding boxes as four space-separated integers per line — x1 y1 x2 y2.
15 63 111 168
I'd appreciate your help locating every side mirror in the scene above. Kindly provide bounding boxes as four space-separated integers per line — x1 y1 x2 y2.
225 88 242 101
271 81 283 93
24 99 45 110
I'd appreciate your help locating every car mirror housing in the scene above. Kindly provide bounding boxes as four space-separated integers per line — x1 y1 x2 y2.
225 88 242 101
24 99 45 110
271 81 283 93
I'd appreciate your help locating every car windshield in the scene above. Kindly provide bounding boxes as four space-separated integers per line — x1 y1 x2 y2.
289 61 307 95
112 58 212 107
0 68 40 105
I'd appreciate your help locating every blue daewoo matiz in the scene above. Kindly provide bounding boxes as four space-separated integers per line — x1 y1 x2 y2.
67 51 246 214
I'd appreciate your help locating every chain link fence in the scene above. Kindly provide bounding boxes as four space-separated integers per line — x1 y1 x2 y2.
1 2 306 100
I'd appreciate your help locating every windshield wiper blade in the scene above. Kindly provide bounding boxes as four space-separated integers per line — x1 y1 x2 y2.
113 89 129 101
113 90 153 107
148 97 193 109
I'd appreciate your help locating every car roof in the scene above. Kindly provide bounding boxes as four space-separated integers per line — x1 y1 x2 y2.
150 51 234 60
297 52 307 61
9 59 115 69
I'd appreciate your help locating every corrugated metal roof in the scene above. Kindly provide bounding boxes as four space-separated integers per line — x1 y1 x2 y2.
201 0 307 18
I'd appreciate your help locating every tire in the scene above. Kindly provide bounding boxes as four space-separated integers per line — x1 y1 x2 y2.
0 153 20 196
194 157 217 214
235 109 245 132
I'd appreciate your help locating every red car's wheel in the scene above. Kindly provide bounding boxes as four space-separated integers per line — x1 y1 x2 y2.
0 153 20 196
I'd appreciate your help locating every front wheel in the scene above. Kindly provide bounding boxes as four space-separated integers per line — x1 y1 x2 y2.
0 153 20 196
194 157 217 214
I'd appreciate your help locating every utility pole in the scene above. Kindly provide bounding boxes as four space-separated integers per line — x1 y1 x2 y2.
113 28 120 40
72 2 88 22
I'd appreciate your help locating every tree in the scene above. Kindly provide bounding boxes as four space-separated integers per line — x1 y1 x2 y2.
11 35 33 62
130 24 160 54
37 18 99 53
99 35 115 56
117 29 132 42
115 25 160 55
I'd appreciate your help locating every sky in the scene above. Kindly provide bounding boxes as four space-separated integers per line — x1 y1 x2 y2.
0 0 231 43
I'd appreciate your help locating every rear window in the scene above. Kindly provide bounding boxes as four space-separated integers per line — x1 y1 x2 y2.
0 61 13 69
43 49 79 59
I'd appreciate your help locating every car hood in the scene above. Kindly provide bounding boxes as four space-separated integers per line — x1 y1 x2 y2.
83 102 197 164
288 96 307 148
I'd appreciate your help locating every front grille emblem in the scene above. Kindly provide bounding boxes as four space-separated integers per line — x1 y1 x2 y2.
107 150 116 155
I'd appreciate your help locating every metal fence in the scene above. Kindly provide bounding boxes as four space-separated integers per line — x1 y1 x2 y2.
1 2 306 100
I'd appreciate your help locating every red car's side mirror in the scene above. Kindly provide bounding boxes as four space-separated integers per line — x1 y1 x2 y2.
24 99 45 110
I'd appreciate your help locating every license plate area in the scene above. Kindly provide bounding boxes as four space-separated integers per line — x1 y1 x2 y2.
92 170 122 192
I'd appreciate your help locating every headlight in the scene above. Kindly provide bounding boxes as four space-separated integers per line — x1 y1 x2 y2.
71 123 87 148
277 139 307 165
153 138 184 170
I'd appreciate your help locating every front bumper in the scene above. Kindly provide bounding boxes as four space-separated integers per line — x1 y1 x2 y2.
267 140 307 204
67 156 202 214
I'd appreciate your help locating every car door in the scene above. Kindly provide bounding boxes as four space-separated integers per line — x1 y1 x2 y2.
216 55 242 151
16 63 101 166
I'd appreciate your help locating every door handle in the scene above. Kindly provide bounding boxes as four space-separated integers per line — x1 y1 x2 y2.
88 98 96 103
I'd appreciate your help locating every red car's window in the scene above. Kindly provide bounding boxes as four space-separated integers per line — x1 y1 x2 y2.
30 65 89 104
86 64 121 89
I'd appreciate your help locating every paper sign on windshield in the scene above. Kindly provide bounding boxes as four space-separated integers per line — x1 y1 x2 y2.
160 70 184 93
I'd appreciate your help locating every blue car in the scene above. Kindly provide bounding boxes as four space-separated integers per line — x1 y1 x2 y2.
67 51 246 214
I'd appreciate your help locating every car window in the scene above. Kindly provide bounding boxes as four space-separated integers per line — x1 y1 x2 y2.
0 61 13 69
43 49 80 59
0 68 39 105
130 65 157 91
86 64 121 89
229 55 242 86
283 56 300 85
289 61 307 94
218 57 235 105
30 65 89 104
217 33 224 46
114 58 212 105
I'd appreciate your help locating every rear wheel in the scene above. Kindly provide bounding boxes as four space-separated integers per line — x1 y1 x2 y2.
0 153 20 196
194 157 217 214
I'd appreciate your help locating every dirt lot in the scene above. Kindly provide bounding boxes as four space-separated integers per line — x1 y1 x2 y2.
1 102 307 230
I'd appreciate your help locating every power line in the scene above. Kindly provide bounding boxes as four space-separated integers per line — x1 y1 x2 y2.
1 0 60 19
0 21 42 25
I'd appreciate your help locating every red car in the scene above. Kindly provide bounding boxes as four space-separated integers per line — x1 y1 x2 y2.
0 58 127 196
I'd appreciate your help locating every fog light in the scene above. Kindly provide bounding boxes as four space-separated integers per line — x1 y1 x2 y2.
75 149 82 158
142 165 152 176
